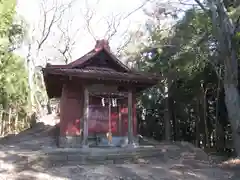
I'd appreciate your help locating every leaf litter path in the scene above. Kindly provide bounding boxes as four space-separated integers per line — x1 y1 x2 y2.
0 119 238 179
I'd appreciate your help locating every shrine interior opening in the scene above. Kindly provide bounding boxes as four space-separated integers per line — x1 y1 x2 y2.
83 84 137 147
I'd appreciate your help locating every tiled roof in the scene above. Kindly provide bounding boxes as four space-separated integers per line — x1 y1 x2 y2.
44 67 161 83
68 50 98 67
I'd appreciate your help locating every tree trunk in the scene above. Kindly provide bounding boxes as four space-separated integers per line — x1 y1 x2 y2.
28 64 35 110
203 89 210 148
215 75 225 151
164 98 171 141
47 99 52 114
164 80 171 141
171 100 177 141
1 109 7 136
195 116 200 147
8 108 12 134
195 100 201 147
2 117 5 136
0 111 3 136
15 113 18 134
216 122 225 151
164 75 173 141
224 83 240 155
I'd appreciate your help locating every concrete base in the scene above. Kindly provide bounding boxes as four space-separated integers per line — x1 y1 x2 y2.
126 142 139 148
59 136 82 148
58 135 139 148
81 144 89 149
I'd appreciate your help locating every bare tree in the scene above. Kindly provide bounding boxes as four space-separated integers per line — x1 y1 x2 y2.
26 0 77 115
53 16 81 64
81 0 152 53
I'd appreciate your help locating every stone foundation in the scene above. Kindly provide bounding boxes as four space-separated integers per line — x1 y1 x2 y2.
59 136 82 148
58 136 139 148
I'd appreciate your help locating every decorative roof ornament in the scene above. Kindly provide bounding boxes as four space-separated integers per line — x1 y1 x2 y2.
94 39 110 52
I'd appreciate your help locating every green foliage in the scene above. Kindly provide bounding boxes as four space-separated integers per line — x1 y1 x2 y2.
0 0 30 135
0 0 29 106
125 5 234 153
0 53 29 107
0 0 25 51
0 0 16 35
162 9 211 78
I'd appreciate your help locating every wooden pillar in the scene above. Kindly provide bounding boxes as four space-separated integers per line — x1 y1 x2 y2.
108 98 111 134
133 95 137 136
82 86 89 147
128 90 133 144
118 100 122 136
107 98 112 145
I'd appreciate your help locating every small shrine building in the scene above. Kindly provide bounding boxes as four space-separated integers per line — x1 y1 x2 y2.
43 40 161 148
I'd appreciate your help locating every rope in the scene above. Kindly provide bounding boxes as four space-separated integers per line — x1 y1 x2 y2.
90 94 126 100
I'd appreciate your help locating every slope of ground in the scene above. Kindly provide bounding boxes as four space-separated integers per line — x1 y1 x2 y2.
0 114 239 180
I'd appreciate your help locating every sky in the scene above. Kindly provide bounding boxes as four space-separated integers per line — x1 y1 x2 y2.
16 0 197 65
16 0 149 65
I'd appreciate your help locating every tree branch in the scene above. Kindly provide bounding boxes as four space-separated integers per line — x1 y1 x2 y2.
194 0 207 12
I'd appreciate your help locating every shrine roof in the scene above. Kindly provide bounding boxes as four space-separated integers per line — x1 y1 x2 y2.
47 39 130 72
43 39 162 98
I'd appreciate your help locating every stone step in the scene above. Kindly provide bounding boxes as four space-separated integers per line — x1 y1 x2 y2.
22 145 208 168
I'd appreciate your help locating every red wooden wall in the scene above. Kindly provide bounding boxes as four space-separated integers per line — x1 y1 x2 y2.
60 83 82 136
60 83 137 137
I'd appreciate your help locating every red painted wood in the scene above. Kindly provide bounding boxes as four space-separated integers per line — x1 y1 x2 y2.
60 84 82 136
119 101 137 136
59 84 137 137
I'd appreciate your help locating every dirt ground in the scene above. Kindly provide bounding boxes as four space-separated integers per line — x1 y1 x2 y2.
0 115 239 180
